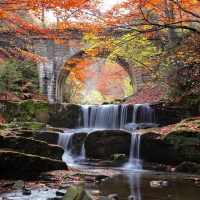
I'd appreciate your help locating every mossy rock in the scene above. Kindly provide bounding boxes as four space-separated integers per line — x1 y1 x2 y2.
35 101 53 123
0 100 19 122
33 131 60 144
17 100 53 123
48 103 81 128
160 130 200 164
175 162 200 173
62 185 92 200
140 132 161 140
11 122 46 130
1 136 64 160
0 150 68 172
84 130 131 159
23 122 46 130
110 153 126 162
164 129 200 147
17 100 36 121
0 123 8 130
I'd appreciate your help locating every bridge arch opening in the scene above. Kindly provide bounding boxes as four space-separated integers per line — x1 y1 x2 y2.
56 51 137 103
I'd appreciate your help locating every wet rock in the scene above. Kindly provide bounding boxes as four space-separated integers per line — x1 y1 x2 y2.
23 190 31 195
33 131 60 144
175 162 200 173
140 130 200 165
150 180 168 188
62 185 93 200
127 196 139 200
100 197 115 200
56 189 67 196
59 184 71 189
108 194 119 200
85 130 131 159
11 180 24 190
150 180 163 187
1 136 64 160
11 122 46 130
0 182 15 188
0 150 68 172
48 197 63 200
16 130 34 137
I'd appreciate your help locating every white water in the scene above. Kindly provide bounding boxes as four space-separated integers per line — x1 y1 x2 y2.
58 132 75 164
124 132 142 170
58 104 155 167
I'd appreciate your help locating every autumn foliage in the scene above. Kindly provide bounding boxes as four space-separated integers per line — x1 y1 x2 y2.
0 0 200 103
0 0 100 61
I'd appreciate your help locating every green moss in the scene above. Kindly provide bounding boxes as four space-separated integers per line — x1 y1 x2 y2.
164 130 200 149
141 132 161 139
110 154 125 161
176 162 200 173
0 123 7 130
195 120 200 125
176 123 188 128
22 122 45 130
35 101 53 113
0 100 19 122
18 100 36 121
182 118 198 123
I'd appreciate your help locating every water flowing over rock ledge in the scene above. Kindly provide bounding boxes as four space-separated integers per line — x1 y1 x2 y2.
1 100 200 183
0 99 191 128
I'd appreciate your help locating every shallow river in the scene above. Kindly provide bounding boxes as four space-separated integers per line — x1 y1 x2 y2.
1 168 200 200
80 169 200 200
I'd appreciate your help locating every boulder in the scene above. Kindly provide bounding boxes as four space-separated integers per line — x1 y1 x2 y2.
140 130 200 165
0 100 81 128
1 136 64 160
0 150 67 172
62 185 92 200
84 130 131 159
175 162 200 173
140 132 172 164
33 131 60 144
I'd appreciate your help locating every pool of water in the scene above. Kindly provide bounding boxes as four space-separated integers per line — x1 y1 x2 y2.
1 169 200 200
79 169 200 200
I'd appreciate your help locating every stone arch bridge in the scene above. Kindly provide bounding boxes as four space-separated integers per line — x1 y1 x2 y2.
33 30 150 102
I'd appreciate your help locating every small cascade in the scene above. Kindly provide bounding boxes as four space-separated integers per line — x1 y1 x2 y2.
58 132 86 164
79 104 155 130
80 142 86 158
124 103 156 131
119 104 128 129
58 132 75 164
125 132 142 170
59 103 156 166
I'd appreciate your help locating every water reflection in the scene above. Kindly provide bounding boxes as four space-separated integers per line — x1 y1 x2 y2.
126 172 141 199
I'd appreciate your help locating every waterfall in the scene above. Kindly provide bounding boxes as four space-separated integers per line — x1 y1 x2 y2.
58 103 155 165
79 104 143 130
119 104 128 129
124 133 142 170
80 142 86 158
58 132 75 164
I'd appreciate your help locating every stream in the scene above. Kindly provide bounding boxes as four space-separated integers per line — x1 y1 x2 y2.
1 168 200 200
1 104 200 199
78 169 200 200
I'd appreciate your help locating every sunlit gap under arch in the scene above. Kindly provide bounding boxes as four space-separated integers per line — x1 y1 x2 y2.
63 58 133 104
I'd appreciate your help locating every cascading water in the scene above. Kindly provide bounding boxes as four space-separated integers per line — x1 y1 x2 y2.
58 132 75 164
124 132 142 170
58 103 156 166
